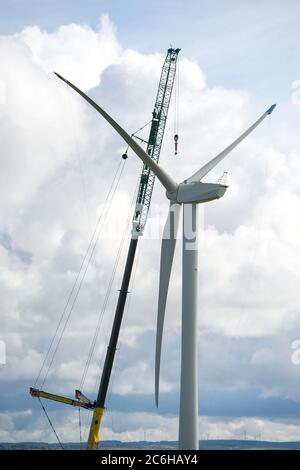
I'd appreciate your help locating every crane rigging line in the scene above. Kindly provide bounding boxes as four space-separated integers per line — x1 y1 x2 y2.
104 242 142 439
41 161 126 388
174 57 180 135
173 57 180 158
66 79 93 238
34 158 127 447
79 174 140 394
67 81 109 304
79 235 124 393
37 397 64 450
105 236 142 422
78 408 83 450
34 157 126 389
33 151 137 448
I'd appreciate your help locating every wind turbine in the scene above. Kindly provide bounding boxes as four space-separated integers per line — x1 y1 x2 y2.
54 71 275 450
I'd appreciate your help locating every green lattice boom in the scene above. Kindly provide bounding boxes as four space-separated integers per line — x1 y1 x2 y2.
132 47 180 236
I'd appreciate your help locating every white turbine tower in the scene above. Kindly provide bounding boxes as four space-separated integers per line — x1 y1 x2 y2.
54 70 275 450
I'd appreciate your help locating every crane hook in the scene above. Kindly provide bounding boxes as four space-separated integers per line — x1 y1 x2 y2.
174 134 179 155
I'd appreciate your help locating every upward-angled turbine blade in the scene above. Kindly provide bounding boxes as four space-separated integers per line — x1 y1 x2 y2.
54 72 177 193
187 104 276 183
155 201 181 407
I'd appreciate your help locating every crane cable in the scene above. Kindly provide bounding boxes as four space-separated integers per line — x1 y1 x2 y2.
78 408 82 450
41 160 125 388
78 236 124 392
37 397 64 450
105 237 142 434
79 172 140 394
174 58 180 155
34 158 126 450
67 79 107 309
34 157 126 389
122 120 152 157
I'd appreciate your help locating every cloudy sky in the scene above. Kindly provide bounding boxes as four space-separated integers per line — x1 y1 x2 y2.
1 0 300 444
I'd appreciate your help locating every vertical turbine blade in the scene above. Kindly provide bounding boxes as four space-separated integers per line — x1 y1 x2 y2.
187 104 276 182
54 72 177 193
155 202 181 407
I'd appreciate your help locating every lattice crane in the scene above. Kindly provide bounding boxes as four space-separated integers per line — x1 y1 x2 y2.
30 47 180 450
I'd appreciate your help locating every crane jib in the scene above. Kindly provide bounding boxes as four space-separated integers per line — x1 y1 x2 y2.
132 48 180 237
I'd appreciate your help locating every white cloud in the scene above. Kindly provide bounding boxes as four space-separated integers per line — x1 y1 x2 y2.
16 15 121 90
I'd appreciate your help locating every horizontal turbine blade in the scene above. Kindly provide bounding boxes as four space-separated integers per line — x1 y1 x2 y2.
155 202 181 407
187 104 276 183
54 72 177 193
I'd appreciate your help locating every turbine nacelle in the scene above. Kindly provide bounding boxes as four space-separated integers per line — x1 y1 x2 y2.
167 181 227 204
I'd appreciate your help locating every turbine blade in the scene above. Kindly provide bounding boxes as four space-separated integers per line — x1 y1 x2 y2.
187 104 276 183
54 72 177 193
155 202 181 407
